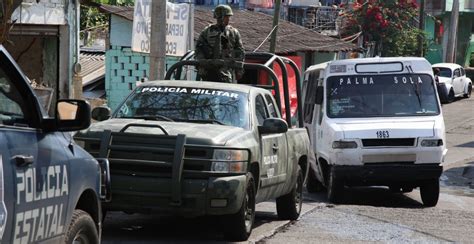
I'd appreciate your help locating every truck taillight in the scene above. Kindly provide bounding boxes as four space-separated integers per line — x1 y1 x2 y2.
0 157 6 240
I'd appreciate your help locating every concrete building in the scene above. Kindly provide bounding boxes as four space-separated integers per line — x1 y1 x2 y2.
424 0 474 66
5 0 81 110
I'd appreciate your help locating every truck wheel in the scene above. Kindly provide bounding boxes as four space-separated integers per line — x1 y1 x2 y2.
276 165 303 220
327 167 343 204
306 167 325 193
420 179 440 207
65 209 99 244
223 172 256 241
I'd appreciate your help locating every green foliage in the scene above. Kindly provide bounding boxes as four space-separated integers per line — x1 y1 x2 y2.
341 0 428 57
80 0 134 32
80 0 134 45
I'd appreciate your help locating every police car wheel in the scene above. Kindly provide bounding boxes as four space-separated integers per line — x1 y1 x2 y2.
65 209 99 244
276 165 303 220
420 179 440 207
327 167 343 204
223 172 256 241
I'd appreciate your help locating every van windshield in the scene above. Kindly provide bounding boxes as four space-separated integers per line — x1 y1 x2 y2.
326 74 440 118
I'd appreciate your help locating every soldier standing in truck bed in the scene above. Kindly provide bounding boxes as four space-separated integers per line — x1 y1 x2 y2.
195 4 245 83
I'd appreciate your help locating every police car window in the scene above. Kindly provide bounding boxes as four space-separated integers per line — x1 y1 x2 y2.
255 95 269 126
264 94 278 118
0 67 27 126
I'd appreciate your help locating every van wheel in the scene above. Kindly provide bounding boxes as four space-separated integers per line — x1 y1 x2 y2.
223 172 256 241
65 209 99 244
420 179 440 207
277 165 303 220
327 167 343 204
306 168 325 193
464 85 472 98
447 89 455 103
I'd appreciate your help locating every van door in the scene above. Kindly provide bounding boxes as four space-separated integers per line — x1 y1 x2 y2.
1 48 71 243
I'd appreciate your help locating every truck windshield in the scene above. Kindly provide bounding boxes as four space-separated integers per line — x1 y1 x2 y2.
115 86 249 128
326 74 440 118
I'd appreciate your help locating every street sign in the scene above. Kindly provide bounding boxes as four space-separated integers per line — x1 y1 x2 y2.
132 0 190 56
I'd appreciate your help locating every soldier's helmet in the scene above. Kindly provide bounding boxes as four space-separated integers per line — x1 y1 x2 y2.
213 5 233 19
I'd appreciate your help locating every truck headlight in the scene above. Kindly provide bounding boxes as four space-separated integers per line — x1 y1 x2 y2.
421 139 443 147
332 141 358 149
211 149 249 173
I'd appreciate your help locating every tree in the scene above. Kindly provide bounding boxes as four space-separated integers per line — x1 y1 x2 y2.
80 0 134 46
340 0 427 57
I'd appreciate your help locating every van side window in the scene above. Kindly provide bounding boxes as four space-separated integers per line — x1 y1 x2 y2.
255 95 269 126
461 68 465 76
264 94 278 118
0 67 29 126
303 73 318 123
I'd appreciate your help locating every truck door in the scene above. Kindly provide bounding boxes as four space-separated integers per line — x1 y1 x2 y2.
1 49 71 243
256 94 288 188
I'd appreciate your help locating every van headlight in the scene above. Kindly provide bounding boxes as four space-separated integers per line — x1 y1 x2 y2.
211 149 249 173
332 140 358 149
420 139 443 147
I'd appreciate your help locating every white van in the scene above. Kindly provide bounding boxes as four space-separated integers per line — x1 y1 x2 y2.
302 57 447 206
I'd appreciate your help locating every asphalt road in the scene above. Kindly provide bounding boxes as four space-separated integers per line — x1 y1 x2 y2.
101 95 474 244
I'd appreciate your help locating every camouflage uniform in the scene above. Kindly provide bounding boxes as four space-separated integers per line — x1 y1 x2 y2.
195 5 245 83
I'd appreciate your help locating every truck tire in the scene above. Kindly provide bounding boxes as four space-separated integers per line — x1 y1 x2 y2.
306 168 325 193
420 179 440 207
65 209 99 244
276 165 303 220
223 172 256 241
327 167 343 204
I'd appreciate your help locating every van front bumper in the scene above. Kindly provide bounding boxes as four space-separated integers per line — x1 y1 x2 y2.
332 163 443 186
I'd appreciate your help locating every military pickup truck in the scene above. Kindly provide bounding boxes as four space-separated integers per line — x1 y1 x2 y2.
0 45 110 243
74 53 313 241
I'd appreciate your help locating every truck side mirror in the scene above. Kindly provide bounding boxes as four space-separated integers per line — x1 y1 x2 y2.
315 86 324 105
92 106 112 121
258 118 288 134
56 99 91 131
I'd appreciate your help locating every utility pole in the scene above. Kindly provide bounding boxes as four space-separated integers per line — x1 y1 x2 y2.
417 0 425 57
446 0 459 63
150 1 167 80
269 0 281 53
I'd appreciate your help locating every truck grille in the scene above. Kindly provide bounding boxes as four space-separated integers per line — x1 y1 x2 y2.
362 138 415 147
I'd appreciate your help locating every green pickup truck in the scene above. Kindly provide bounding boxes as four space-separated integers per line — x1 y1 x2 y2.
74 53 314 241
